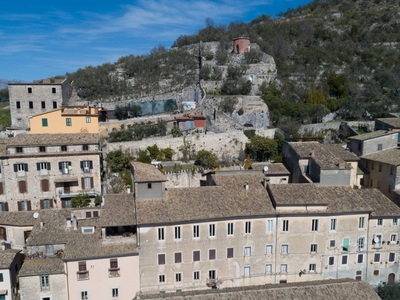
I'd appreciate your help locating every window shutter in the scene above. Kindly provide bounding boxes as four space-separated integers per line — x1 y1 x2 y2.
19 181 27 193
50 199 53 208
81 178 85 189
13 164 17 172
68 162 72 166
17 201 22 211
80 161 83 169
24 164 28 172
37 163 40 171
158 254 165 265
58 162 62 170
89 161 93 169
47 162 51 170
4 203 8 212
61 200 65 208
40 200 44 209
41 179 49 192
90 177 94 189
27 201 31 211
0 182 3 195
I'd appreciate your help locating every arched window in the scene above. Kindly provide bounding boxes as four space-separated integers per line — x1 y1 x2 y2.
236 44 240 53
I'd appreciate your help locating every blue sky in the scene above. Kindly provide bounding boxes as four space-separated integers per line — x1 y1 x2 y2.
0 0 312 82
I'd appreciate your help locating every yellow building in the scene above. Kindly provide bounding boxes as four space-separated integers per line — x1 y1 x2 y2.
29 106 105 134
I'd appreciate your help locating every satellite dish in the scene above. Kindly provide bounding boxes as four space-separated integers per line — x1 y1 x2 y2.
33 212 39 219
374 236 380 243
263 166 269 173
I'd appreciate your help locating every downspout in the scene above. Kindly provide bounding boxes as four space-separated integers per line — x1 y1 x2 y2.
365 214 370 282
274 215 278 284
65 261 71 300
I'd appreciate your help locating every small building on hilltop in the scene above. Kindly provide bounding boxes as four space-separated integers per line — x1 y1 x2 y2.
232 37 250 54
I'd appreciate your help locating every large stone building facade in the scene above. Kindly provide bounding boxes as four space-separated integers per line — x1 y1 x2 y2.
9 79 72 129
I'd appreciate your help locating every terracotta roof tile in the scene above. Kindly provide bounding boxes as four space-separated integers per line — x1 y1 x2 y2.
0 249 20 269
19 257 64 276
5 133 98 147
131 161 167 182
361 148 400 165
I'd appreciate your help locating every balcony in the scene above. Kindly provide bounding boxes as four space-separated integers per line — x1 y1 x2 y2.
77 270 89 281
109 268 120 278
206 278 218 288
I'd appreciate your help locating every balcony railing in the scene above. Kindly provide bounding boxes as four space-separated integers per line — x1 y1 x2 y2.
108 268 120 278
77 270 89 281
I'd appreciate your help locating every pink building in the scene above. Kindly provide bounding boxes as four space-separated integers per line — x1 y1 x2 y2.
232 37 250 54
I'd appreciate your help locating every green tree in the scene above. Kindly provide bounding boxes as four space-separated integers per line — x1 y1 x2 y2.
327 73 348 99
0 88 9 101
71 193 90 208
245 135 278 161
171 125 183 137
195 149 219 169
377 282 400 300
106 150 131 172
147 144 161 160
137 149 151 163
306 88 327 104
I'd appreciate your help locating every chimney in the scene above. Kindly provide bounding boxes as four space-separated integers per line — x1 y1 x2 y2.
40 222 44 229
66 218 71 228
244 182 249 191
102 228 106 241
73 216 78 230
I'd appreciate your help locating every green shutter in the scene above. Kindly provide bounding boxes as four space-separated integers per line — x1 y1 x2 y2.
343 238 350 251
42 118 48 127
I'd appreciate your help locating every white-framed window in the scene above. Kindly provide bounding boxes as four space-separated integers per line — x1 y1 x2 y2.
389 252 396 263
280 264 287 273
193 225 199 238
83 177 91 189
309 264 316 272
244 246 251 256
158 228 165 241
374 253 381 263
175 272 182 282
14 163 28 172
227 222 233 236
357 254 363 263
281 244 288 254
265 264 272 273
37 162 50 171
374 234 382 247
330 240 335 248
377 219 383 226
267 220 273 232
393 218 398 226
208 270 216 280
244 266 251 277
266 245 273 255
330 218 336 231
81 291 88 300
357 237 365 251
328 256 335 266
311 219 318 231
310 244 317 253
86 117 91 123
159 274 165 283
112 288 119 298
209 224 215 237
174 226 181 240
391 234 397 243
359 217 365 229
341 255 348 265
40 275 50 290
282 220 289 232
245 221 251 234
193 271 200 280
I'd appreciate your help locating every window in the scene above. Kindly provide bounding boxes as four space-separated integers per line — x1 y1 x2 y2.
393 218 398 226
245 221 251 234
83 144 89 151
52 87 56 93
309 264 316 272
266 245 273 255
158 254 165 265
86 117 91 123
66 118 72 126
39 146 46 153
373 270 380 276
81 160 93 172
280 264 287 273
193 271 200 280
389 253 396 263
174 226 181 240
18 181 27 193
357 237 365 251
377 181 381 189
81 291 88 300
112 288 119 298
0 203 8 212
16 147 23 153
244 266 251 277
378 144 382 151
330 240 336 248
267 220 273 232
342 238 350 252
174 252 182 264
359 217 365 229
209 249 216 260
328 257 335 266
227 222 233 236
312 219 318 231
29 101 33 109
175 273 182 282
227 248 234 258
158 228 164 241
265 264 272 273
42 118 48 127
377 219 383 226
40 275 50 290
41 199 52 209
379 164 382 172
282 220 289 232
209 270 216 280
281 244 288 254
147 183 152 189
53 101 57 109
159 275 165 283
391 234 397 243
244 246 251 256
82 177 93 190
0 273 3 282
110 259 118 269
310 244 318 253
370 179 373 187
41 101 46 109
374 234 382 247
330 219 336 231
341 255 348 265
61 145 67 151
209 224 215 237
193 225 199 238
79 261 87 271
93 211 99 218
357 254 363 263
193 250 200 262
374 253 381 263
16 101 20 109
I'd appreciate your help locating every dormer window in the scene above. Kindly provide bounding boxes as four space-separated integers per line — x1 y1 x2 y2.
16 147 23 153
81 227 95 234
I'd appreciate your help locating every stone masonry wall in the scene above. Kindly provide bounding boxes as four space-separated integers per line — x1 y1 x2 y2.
19 273 67 300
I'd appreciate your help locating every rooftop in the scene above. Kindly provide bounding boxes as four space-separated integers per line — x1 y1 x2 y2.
9 78 66 85
0 249 21 269
251 162 290 174
3 133 99 147
288 141 358 168
348 130 397 141
361 148 400 165
19 257 64 277
136 279 379 300
101 194 135 227
131 161 167 182
377 117 400 128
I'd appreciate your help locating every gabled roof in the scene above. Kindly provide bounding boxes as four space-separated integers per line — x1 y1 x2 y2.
19 257 64 277
4 133 98 147
131 161 167 182
0 249 20 269
348 130 397 141
377 117 400 128
361 148 400 166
